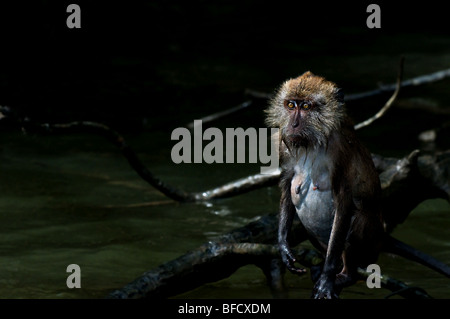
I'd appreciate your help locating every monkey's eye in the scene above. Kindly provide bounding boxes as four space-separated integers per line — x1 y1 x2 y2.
301 102 311 110
287 101 297 109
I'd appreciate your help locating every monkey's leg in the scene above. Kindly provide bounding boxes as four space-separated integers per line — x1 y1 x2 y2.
312 193 354 299
333 251 359 294
334 214 384 293
278 190 307 275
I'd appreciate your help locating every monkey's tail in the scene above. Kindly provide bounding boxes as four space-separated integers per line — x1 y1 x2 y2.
383 235 450 278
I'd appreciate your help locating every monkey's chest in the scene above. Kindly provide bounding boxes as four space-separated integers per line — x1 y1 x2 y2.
290 167 334 245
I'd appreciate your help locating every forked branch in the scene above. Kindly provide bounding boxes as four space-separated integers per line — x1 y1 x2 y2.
354 57 405 130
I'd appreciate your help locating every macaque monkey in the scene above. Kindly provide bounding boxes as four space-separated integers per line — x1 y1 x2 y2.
266 71 384 299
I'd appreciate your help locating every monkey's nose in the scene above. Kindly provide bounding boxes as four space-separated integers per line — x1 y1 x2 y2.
291 120 299 128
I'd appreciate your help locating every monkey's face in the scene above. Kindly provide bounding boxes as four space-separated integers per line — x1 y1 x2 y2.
266 71 345 149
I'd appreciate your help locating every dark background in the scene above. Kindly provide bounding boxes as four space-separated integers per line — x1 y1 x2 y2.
1 0 449 132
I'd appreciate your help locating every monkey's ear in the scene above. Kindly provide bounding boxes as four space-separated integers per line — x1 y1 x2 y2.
302 71 314 77
334 88 345 104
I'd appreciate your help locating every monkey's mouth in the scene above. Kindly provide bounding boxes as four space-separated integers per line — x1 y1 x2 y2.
285 134 310 148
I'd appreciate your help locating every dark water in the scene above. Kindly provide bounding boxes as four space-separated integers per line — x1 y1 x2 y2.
1 122 449 299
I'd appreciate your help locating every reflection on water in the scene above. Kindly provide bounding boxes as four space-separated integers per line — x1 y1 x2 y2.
1 131 449 299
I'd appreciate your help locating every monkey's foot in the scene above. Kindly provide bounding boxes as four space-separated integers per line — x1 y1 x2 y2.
335 272 355 288
312 276 338 299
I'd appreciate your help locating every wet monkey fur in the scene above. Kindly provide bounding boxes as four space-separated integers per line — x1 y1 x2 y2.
266 72 384 299
266 72 450 298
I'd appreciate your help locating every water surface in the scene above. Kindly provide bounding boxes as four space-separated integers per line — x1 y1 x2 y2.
1 129 449 299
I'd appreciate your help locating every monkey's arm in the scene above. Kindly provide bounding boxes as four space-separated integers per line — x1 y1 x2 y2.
278 177 307 275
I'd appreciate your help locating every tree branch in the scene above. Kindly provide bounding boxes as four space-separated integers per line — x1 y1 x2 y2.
354 57 404 130
16 121 450 214
107 239 434 299
106 149 450 299
185 100 253 129
23 121 195 202
19 120 280 202
346 67 450 101
245 67 450 103
356 268 432 299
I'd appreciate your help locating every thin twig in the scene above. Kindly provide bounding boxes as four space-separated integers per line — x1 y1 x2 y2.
346 67 450 101
354 57 404 130
186 100 253 129
244 89 272 100
245 64 450 104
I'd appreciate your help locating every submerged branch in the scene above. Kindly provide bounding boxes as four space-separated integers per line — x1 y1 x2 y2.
106 149 450 299
107 214 282 299
357 268 432 299
197 169 280 200
107 232 434 299
25 121 194 202
107 243 282 299
16 121 450 217
20 120 280 202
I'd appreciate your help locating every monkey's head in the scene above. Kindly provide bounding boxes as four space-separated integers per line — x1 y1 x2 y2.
266 71 346 149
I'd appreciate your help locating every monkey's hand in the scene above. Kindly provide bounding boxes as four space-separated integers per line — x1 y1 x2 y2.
279 243 307 275
312 275 338 299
